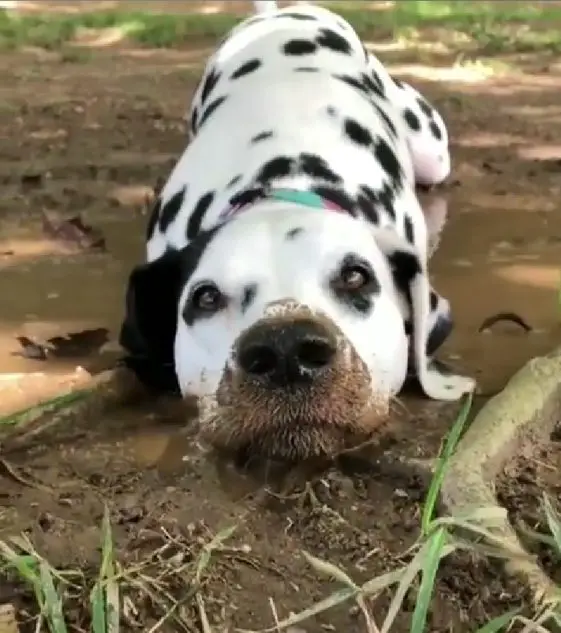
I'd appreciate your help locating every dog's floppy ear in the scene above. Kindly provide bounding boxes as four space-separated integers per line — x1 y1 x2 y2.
374 228 475 401
119 249 184 392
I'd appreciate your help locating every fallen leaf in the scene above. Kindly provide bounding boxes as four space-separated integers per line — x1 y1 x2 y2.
20 172 43 191
13 336 48 361
41 210 106 252
13 328 110 361
47 328 110 358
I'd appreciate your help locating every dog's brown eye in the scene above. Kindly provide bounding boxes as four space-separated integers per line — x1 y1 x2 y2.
191 283 225 313
335 265 371 291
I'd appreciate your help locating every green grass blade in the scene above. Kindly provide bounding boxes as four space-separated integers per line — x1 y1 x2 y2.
0 389 89 427
91 506 119 633
380 547 424 633
39 561 68 633
101 508 120 633
0 540 40 585
422 392 473 534
91 582 106 633
475 608 520 633
195 524 237 584
542 493 561 557
410 527 447 633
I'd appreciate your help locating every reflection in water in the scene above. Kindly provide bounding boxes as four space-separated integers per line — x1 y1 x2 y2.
0 189 560 466
432 193 561 394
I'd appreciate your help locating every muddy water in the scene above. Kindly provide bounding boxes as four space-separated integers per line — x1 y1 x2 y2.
0 210 146 416
433 193 561 395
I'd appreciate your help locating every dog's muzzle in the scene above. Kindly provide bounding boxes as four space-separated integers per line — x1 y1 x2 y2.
236 318 337 388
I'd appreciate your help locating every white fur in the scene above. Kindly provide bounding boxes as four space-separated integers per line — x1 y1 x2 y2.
143 2 474 405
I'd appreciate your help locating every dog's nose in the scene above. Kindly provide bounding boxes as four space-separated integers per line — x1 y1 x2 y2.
237 319 337 387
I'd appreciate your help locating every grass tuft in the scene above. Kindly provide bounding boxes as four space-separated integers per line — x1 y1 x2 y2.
1 1 561 54
0 389 89 427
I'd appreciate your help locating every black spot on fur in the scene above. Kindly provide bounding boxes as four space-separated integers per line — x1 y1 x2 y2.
187 191 215 240
231 58 262 79
200 67 221 106
191 107 199 134
430 120 443 140
299 153 342 184
326 106 337 117
356 190 379 225
356 183 398 224
285 227 304 240
256 156 295 183
376 182 396 222
388 250 422 302
344 118 373 147
403 108 421 131
229 187 266 209
374 139 402 187
199 95 227 129
417 97 433 118
360 184 378 202
404 214 415 244
362 72 385 99
294 66 319 72
427 315 453 358
283 39 318 55
159 186 186 233
370 70 386 95
392 76 404 89
312 185 356 216
251 130 274 144
362 43 369 61
430 290 439 312
227 175 242 188
146 197 161 240
372 103 397 138
315 28 351 54
277 12 317 20
241 284 258 313
333 73 369 96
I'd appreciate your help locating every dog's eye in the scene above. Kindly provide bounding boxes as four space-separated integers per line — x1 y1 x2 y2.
333 263 372 292
190 283 226 313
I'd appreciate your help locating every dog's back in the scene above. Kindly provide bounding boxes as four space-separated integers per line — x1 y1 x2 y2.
149 1 416 262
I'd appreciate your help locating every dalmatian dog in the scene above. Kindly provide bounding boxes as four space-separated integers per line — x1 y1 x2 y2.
120 1 474 460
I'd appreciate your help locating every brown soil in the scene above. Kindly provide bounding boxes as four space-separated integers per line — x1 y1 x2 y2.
0 13 561 633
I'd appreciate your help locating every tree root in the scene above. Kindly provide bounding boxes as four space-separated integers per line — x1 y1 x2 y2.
440 345 561 606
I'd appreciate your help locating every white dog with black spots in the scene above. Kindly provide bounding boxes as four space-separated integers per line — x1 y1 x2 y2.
120 1 474 458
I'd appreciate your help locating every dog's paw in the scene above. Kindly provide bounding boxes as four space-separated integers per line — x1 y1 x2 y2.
422 363 475 401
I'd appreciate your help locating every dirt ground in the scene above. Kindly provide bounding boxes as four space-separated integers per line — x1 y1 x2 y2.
1 9 561 633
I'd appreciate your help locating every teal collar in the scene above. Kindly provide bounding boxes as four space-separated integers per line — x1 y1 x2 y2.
219 187 348 223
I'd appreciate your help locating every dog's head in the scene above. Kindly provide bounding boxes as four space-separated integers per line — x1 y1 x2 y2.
120 199 452 461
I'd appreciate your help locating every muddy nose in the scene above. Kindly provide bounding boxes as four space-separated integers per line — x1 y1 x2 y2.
237 319 337 387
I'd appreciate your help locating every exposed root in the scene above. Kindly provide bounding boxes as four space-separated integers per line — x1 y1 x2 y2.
440 345 561 605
